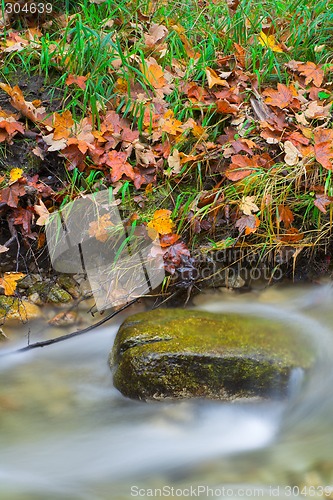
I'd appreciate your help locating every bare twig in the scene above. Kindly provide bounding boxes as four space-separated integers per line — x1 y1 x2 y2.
1 298 139 357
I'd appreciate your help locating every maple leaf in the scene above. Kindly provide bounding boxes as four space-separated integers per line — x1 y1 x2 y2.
205 67 229 88
263 83 294 109
304 101 331 120
88 213 114 242
167 148 181 174
163 241 192 274
53 110 74 140
65 74 87 90
258 32 283 52
278 205 294 228
12 207 34 237
159 233 180 248
314 193 333 213
105 150 135 183
0 272 26 296
9 168 24 184
43 133 68 151
0 116 25 143
0 183 26 208
142 58 167 89
225 155 257 181
239 196 259 216
235 214 260 235
314 129 333 170
147 209 174 238
159 110 183 135
298 62 324 87
34 200 50 226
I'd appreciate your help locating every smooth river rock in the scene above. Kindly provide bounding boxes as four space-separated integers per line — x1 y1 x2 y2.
110 309 314 401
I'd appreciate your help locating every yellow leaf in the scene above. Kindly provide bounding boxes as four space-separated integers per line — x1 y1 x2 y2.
9 168 23 184
147 209 174 239
258 32 284 53
0 272 26 296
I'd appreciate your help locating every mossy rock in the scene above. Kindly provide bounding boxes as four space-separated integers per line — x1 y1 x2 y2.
0 296 40 324
110 309 314 401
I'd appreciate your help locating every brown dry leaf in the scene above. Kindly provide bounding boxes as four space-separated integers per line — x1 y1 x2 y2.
34 200 50 226
225 155 257 181
278 205 294 228
167 148 181 174
0 272 26 296
147 209 174 238
304 101 331 120
205 68 229 89
279 227 304 242
314 193 333 213
0 83 46 123
239 196 259 216
88 213 114 242
298 61 324 87
144 23 168 47
142 58 167 89
216 100 239 115
106 150 135 183
263 83 294 109
65 74 87 90
314 129 333 170
235 214 260 235
43 133 68 151
53 110 74 140
284 141 301 166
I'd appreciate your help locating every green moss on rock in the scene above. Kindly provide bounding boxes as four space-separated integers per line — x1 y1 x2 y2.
110 308 314 401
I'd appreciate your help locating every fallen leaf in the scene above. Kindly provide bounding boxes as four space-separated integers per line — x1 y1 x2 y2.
0 272 26 296
284 141 301 166
304 101 331 119
239 196 259 216
167 148 181 174
147 209 174 238
53 110 74 140
263 83 294 109
34 200 50 226
279 227 304 242
314 129 333 170
225 155 257 181
0 245 9 254
106 150 135 183
205 67 229 88
65 74 87 90
235 214 260 235
258 31 284 52
278 205 294 228
314 193 333 213
298 61 324 87
88 213 114 242
9 168 23 184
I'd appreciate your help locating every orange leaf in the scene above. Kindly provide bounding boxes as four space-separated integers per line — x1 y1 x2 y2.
278 205 294 228
205 68 229 89
147 209 174 238
0 272 26 296
298 62 324 88
279 227 304 242
105 150 135 183
225 155 257 181
314 129 333 170
142 59 167 89
53 110 74 140
88 213 114 242
263 83 294 109
216 100 238 115
65 74 87 90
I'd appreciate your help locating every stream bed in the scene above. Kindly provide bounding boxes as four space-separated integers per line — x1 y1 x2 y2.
1 284 333 499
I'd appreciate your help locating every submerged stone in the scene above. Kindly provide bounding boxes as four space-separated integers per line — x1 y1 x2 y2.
110 308 314 401
0 296 40 324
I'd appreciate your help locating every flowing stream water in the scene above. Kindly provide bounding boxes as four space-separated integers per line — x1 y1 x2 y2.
1 283 333 500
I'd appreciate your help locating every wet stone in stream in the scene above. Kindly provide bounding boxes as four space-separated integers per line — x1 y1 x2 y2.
110 309 314 401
